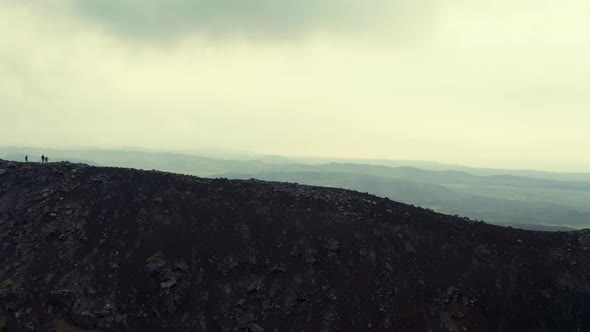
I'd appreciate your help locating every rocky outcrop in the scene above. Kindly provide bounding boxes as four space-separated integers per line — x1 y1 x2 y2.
0 160 589 331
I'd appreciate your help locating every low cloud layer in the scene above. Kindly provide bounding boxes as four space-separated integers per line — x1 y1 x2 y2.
67 0 436 41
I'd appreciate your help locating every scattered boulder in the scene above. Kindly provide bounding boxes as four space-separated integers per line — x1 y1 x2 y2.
69 310 97 329
144 253 191 313
248 322 265 332
0 280 29 313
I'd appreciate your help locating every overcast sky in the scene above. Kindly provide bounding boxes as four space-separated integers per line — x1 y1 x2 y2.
1 1 590 171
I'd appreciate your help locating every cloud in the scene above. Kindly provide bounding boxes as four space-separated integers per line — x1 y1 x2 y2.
2 1 590 171
66 0 437 41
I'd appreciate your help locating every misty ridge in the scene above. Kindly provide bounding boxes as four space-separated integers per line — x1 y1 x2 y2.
3 146 589 231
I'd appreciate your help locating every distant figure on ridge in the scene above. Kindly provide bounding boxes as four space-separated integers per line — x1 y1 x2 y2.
25 155 28 162
45 156 49 163
41 155 45 163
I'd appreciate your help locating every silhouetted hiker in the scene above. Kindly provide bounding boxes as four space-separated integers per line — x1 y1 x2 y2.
45 156 49 163
25 155 28 162
41 155 45 163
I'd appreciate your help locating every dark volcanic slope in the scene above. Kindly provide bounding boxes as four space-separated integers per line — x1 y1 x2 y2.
0 161 589 332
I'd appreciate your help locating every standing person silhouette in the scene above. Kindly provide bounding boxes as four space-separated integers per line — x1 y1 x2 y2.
25 155 28 162
41 155 45 163
45 156 49 163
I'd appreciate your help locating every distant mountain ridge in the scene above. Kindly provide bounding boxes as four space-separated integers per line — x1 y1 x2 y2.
218 171 590 229
1 147 589 230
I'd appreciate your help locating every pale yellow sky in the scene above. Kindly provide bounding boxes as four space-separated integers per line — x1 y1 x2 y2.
1 1 589 171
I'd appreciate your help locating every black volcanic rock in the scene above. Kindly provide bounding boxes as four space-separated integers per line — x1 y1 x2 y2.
0 159 589 331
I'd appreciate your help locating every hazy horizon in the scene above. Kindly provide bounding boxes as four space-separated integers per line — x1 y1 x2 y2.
2 1 590 172
4 144 590 175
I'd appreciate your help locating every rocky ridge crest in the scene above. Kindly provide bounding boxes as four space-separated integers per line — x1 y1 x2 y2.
0 160 589 331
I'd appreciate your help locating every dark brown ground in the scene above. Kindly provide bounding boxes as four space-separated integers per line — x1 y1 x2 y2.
0 160 589 332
